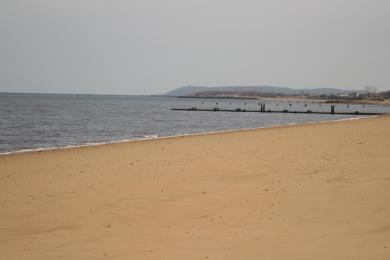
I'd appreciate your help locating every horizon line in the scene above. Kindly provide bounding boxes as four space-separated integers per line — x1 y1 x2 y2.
0 92 166 96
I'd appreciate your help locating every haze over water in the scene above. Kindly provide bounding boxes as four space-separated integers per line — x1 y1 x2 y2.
1 93 389 154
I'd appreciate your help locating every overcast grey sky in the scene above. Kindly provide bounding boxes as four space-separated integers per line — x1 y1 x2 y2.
0 0 389 94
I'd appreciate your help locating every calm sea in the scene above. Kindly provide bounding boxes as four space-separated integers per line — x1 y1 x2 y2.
1 93 389 154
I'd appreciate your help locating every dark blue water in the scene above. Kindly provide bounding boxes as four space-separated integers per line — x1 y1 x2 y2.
1 93 389 154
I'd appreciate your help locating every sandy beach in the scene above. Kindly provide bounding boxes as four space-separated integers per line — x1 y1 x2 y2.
1 116 390 259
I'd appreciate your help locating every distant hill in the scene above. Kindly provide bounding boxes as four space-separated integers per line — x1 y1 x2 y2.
166 85 360 97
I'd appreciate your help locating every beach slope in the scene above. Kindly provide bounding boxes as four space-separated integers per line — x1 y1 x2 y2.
1 116 390 259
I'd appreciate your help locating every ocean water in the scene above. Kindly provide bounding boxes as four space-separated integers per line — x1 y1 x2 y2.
1 93 389 154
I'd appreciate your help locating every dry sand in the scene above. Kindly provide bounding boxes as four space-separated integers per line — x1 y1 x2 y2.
1 116 390 260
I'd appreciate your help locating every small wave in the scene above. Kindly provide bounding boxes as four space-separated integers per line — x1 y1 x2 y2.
143 135 159 139
0 115 377 156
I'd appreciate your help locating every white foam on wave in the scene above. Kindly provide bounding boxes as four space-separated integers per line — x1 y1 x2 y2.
143 135 159 139
0 115 377 156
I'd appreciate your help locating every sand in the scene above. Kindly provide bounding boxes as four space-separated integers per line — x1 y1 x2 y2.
1 116 390 260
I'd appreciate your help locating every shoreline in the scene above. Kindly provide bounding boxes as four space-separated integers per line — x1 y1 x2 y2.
0 115 375 157
177 95 390 106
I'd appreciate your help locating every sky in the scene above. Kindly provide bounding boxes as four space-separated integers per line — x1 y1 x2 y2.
0 0 389 95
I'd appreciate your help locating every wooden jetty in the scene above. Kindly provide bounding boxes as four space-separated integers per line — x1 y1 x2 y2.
171 104 385 116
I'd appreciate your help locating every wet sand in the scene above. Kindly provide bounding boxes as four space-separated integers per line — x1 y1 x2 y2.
1 116 390 259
